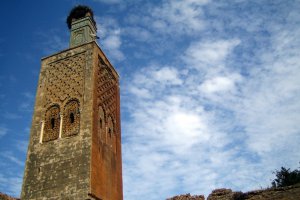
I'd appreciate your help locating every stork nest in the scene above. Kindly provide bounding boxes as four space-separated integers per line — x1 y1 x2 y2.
66 5 97 30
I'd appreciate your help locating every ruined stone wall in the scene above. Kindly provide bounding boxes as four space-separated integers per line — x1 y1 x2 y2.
0 192 19 200
168 184 300 200
167 193 205 200
207 184 300 200
207 189 236 200
242 184 300 200
21 43 95 200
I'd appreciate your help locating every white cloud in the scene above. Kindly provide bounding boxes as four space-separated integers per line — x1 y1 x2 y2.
103 33 121 49
122 19 300 196
126 66 183 99
181 39 243 105
102 33 124 61
235 26 300 159
0 173 23 197
199 74 242 94
151 67 183 84
183 39 240 72
97 17 125 61
122 63 237 199
163 110 210 150
150 0 209 35
128 86 151 99
1 151 24 166
123 26 152 42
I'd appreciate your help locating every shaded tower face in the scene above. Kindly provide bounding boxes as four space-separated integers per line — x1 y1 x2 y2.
21 6 123 200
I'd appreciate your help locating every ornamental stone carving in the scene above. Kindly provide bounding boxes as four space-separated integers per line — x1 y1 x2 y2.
43 105 60 142
62 99 80 137
43 53 85 107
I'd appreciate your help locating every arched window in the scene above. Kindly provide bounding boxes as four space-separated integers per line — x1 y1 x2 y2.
43 105 60 142
98 106 105 142
62 100 80 137
107 116 116 153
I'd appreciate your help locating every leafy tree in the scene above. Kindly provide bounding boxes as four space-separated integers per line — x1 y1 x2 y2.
271 165 300 188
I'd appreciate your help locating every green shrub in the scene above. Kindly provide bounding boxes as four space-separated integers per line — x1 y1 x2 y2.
271 164 300 188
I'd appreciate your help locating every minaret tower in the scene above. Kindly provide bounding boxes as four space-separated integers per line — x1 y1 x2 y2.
21 5 123 200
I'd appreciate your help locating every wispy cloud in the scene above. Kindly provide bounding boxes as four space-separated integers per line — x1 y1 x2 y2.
121 1 300 199
15 139 29 153
2 112 22 120
0 151 24 166
199 74 242 95
97 17 125 62
93 0 122 4
183 39 240 72
234 14 300 160
0 173 23 197
0 126 8 138
35 29 68 55
19 92 34 112
150 0 209 36
122 53 241 199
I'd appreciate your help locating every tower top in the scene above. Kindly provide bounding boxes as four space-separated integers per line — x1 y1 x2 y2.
67 5 98 47
67 5 97 30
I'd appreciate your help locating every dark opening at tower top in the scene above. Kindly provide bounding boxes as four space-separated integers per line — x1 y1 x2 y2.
66 5 97 30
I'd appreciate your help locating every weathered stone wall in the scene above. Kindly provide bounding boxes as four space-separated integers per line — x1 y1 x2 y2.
21 41 123 200
21 43 95 199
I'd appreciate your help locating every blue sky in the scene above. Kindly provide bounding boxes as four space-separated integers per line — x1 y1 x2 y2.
0 0 300 199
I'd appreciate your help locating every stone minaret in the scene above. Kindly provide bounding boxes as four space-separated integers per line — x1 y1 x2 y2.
21 5 123 200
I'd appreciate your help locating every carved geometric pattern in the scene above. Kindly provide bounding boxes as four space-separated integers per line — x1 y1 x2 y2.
43 105 60 142
44 53 85 106
62 100 80 138
96 57 119 151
